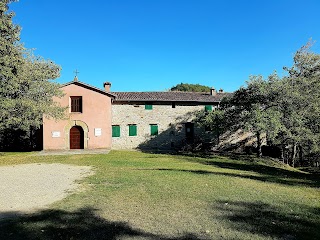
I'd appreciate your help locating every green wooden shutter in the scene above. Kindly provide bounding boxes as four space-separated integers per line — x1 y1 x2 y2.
150 124 158 136
112 125 120 137
145 104 153 110
129 125 137 136
205 105 212 112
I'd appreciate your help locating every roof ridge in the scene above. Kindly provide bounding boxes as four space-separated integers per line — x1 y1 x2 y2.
110 91 210 93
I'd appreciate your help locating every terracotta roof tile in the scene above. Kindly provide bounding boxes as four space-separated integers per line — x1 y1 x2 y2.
111 91 229 103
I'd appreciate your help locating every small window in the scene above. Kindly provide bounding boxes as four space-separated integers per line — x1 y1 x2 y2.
150 124 158 136
129 124 137 136
205 105 212 112
112 125 120 137
71 96 82 112
145 103 153 110
172 102 176 108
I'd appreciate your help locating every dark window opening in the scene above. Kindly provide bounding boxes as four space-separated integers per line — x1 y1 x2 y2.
71 96 82 112
205 125 212 132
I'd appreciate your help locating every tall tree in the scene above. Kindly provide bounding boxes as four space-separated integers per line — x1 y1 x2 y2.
196 41 320 166
0 0 65 133
277 41 320 166
221 74 283 157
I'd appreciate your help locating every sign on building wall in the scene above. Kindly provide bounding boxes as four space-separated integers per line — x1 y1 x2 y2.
52 131 61 138
95 128 102 136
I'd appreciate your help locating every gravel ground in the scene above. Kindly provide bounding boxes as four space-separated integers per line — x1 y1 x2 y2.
0 163 92 218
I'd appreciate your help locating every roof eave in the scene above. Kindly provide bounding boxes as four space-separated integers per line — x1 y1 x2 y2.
113 99 221 103
60 81 116 99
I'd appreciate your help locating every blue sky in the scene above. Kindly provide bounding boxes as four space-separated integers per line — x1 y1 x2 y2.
9 0 320 92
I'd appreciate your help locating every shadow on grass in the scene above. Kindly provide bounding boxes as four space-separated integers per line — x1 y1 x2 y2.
150 151 320 188
0 207 205 240
213 200 320 240
137 164 320 188
204 158 320 188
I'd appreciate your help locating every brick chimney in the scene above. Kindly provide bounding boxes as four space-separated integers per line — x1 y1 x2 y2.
210 87 216 96
103 82 111 92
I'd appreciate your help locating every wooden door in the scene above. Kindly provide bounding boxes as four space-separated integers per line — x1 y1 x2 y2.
70 126 84 149
185 122 194 143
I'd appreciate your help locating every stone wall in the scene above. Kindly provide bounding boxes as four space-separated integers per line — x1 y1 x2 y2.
111 103 217 150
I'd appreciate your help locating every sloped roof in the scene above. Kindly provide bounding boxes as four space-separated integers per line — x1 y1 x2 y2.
61 81 116 98
111 91 229 103
59 80 231 103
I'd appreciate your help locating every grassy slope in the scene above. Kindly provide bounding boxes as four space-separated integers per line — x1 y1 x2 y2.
0 151 319 240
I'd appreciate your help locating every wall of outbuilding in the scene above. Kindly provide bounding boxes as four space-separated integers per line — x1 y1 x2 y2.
111 102 217 150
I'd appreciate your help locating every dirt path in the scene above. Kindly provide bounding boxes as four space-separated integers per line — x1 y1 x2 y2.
0 163 92 218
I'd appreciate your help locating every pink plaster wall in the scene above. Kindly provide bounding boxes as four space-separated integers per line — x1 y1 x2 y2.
43 83 112 150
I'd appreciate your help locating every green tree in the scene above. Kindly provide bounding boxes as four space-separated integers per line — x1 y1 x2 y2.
196 41 320 166
221 74 283 157
276 42 320 166
170 83 211 92
0 0 65 133
197 109 226 144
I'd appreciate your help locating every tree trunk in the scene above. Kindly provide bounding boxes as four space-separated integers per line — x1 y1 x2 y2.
280 144 285 163
291 142 297 167
256 131 262 158
266 131 272 145
298 145 303 166
215 128 220 145
29 127 33 150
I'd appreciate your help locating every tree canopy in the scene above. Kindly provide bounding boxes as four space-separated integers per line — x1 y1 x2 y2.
199 41 320 166
0 0 65 132
170 83 211 92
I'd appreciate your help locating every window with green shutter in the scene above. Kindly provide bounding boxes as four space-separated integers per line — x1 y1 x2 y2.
112 125 120 137
145 103 153 110
205 105 212 112
150 124 158 136
129 124 137 136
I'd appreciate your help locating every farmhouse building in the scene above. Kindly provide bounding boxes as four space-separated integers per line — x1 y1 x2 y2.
43 78 227 151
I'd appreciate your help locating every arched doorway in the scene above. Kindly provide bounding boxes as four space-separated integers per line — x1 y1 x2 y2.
65 120 89 149
70 126 84 149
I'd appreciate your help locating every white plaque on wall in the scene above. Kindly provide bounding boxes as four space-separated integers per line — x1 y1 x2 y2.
52 131 61 138
95 128 102 136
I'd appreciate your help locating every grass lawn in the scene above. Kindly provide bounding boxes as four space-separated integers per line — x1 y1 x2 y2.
0 151 319 240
